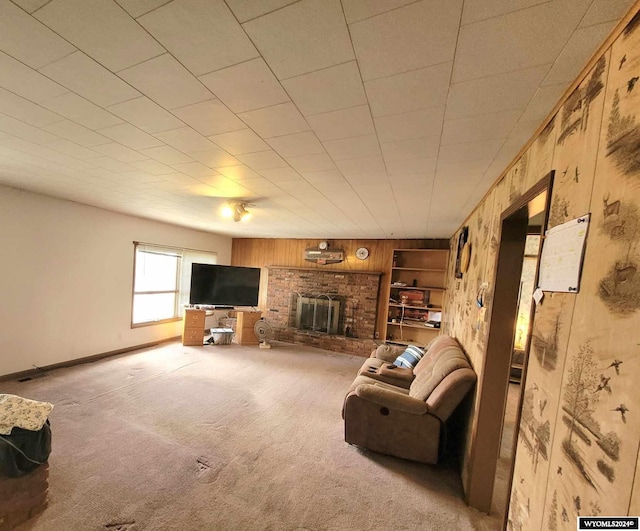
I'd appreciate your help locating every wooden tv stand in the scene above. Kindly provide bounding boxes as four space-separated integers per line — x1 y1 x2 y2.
229 310 262 345
182 309 262 346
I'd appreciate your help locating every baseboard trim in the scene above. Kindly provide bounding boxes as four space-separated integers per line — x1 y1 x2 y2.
0 336 181 382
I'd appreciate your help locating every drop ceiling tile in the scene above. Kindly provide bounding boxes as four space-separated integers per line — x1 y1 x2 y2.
225 0 300 23
0 114 59 145
366 62 452 118
438 138 504 163
0 87 63 127
201 173 244 190
170 161 218 178
117 0 174 18
131 159 176 175
92 142 149 163
342 0 417 24
518 82 566 124
542 22 613 87
106 96 184 134
386 157 437 175
188 147 240 168
276 179 315 193
172 99 246 137
208 129 270 155
140 145 193 165
322 134 381 161
258 167 303 182
374 107 445 143
0 1 76 69
302 169 347 186
34 0 164 72
43 119 110 147
282 61 367 116
119 54 213 110
91 156 136 173
11 0 50 13
446 64 549 120
239 177 282 196
453 0 592 83
264 131 325 158
237 150 288 170
123 169 166 182
154 127 216 153
238 102 309 138
307 105 375 141
97 123 163 150
242 0 354 80
39 51 142 108
350 0 462 81
49 139 100 160
199 58 289 113
441 109 521 145
435 159 492 181
579 0 636 28
217 164 262 181
196 173 232 187
0 51 68 104
40 92 123 130
286 152 336 173
335 156 386 177
380 136 440 162
461 0 548 25
138 0 258 77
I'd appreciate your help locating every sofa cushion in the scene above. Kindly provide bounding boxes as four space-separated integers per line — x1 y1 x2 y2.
409 338 471 402
393 345 425 369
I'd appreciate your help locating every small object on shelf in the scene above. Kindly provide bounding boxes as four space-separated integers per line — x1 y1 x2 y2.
399 290 425 306
391 281 407 287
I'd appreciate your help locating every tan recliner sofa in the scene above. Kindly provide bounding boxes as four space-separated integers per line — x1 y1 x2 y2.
342 335 476 464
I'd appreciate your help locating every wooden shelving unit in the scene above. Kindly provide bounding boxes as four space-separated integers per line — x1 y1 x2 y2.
384 249 449 348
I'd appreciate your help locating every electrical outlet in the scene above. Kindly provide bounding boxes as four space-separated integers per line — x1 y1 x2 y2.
374 331 380 339
481 281 489 289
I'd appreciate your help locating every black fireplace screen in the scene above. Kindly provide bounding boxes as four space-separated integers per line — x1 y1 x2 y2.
293 294 340 334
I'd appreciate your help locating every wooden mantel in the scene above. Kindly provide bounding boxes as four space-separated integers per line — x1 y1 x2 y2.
268 266 383 275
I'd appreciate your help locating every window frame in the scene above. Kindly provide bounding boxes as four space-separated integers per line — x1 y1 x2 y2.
131 242 219 328
131 243 182 328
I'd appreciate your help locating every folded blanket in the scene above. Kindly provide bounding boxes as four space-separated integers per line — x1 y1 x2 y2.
0 394 53 435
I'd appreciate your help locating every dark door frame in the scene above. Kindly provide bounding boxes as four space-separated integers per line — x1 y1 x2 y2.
465 172 554 518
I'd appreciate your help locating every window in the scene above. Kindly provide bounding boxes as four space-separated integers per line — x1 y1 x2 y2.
132 243 217 326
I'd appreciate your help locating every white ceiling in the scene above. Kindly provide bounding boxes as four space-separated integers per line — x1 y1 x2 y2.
0 0 634 238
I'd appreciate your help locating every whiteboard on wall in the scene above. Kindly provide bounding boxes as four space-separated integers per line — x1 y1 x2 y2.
538 214 590 293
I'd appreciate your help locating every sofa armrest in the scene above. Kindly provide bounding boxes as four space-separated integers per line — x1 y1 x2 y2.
372 344 406 363
354 384 428 415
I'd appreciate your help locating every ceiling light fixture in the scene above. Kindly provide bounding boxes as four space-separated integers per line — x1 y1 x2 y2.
222 201 251 222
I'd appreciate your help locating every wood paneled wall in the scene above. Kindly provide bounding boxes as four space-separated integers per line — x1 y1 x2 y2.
231 238 448 337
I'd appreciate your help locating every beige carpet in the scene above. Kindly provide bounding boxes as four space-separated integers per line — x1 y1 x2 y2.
3 341 499 530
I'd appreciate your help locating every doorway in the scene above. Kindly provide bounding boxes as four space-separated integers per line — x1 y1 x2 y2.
465 172 553 522
491 205 545 522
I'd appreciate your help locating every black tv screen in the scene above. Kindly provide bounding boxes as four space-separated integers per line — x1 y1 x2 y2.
189 264 260 307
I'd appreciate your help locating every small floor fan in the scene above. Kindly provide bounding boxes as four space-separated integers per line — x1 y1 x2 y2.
254 318 274 349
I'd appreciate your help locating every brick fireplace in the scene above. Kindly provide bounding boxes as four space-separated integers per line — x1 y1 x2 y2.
266 266 382 357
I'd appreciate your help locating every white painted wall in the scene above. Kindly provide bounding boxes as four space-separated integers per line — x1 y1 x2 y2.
0 186 232 377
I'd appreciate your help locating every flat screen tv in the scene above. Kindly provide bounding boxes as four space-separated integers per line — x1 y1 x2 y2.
189 264 260 307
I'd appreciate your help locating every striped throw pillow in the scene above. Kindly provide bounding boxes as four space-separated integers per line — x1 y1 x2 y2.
393 345 425 369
